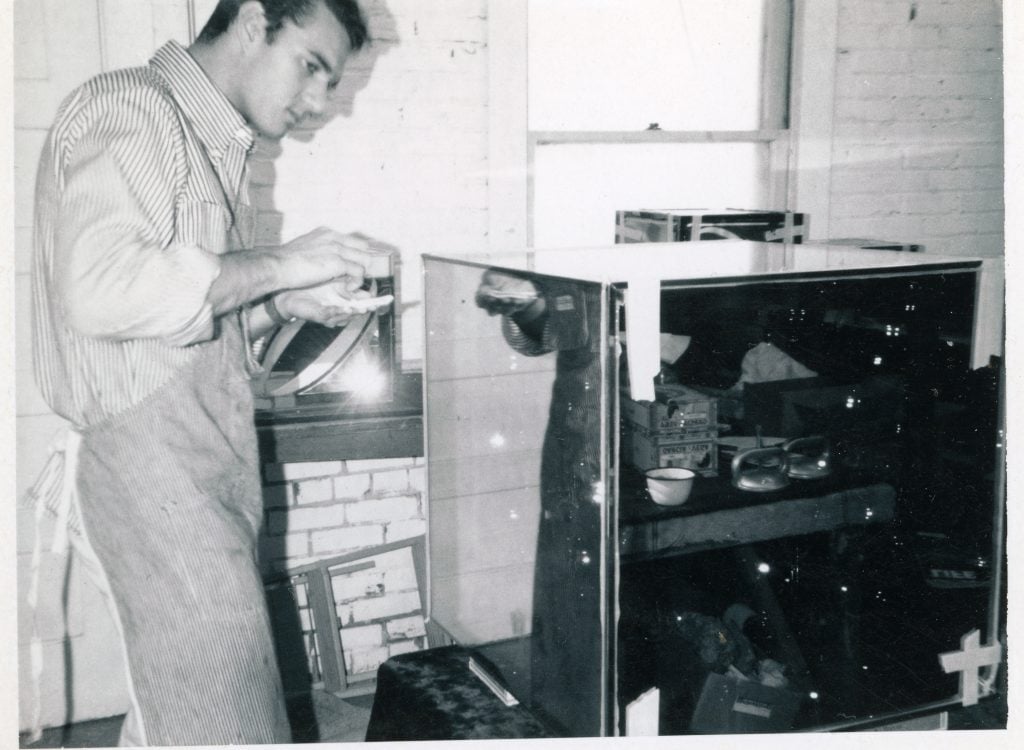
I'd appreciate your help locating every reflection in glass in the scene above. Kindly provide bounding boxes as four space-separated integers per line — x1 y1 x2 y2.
426 260 611 736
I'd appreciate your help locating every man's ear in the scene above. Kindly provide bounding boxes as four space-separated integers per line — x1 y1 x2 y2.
235 0 268 48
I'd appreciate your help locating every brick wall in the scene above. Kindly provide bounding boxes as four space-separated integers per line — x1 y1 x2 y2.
257 0 491 363
258 458 427 573
826 0 1003 257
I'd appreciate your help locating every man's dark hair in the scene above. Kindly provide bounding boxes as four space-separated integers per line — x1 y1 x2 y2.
197 0 369 50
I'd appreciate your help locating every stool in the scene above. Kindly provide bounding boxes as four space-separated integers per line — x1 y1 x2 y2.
365 646 555 741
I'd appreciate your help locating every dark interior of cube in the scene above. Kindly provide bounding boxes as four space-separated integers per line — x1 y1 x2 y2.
614 271 1001 733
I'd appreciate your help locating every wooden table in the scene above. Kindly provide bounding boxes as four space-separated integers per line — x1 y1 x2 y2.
619 469 895 562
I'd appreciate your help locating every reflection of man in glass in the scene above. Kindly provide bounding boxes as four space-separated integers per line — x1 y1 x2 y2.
476 270 605 736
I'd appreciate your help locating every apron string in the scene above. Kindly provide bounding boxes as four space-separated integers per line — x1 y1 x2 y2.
23 425 149 746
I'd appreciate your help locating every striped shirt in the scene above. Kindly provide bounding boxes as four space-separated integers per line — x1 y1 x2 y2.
32 40 256 428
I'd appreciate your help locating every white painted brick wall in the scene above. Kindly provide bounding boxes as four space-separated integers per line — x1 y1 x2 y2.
828 0 1003 258
259 0 491 363
346 646 391 676
339 623 386 650
333 472 373 498
341 590 422 625
259 458 426 573
311 544 427 679
388 639 422 658
386 615 428 640
310 525 386 558
385 518 429 543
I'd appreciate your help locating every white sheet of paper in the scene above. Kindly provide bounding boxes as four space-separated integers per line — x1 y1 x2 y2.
625 275 660 402
340 294 394 314
625 686 660 736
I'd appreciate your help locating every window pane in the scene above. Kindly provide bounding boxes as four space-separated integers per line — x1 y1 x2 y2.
532 142 767 248
528 0 770 131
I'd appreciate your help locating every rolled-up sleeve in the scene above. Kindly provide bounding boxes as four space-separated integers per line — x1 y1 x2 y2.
502 315 554 356
54 92 221 346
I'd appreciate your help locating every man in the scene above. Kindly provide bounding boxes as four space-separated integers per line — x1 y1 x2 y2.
31 1 373 744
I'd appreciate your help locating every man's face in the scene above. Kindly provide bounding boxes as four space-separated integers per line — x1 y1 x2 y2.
238 1 353 138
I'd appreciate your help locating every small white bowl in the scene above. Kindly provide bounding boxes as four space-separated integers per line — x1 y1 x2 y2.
645 467 696 506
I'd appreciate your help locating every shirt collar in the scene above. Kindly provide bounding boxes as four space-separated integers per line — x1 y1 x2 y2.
149 40 254 157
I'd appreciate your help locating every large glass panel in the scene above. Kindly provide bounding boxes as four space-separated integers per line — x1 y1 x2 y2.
618 267 1003 733
528 0 772 131
533 142 766 249
423 257 614 736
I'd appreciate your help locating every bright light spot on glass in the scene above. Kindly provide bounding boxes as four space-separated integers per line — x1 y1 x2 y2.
862 665 869 670
809 691 819 700
757 562 771 574
581 551 592 564
489 433 507 449
336 351 386 400
873 355 883 365
509 509 520 520
840 585 848 593
865 508 874 519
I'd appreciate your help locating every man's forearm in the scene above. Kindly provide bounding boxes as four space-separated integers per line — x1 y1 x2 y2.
208 248 288 316
209 227 373 319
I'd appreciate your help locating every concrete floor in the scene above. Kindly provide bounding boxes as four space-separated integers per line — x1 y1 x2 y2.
20 690 374 747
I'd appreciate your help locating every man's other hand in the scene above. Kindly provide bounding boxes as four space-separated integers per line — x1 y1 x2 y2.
274 282 393 328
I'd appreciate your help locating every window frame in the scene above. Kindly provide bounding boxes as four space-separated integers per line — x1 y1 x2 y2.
486 0 840 251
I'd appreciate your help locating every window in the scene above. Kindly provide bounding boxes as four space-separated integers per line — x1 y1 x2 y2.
486 0 840 250
527 0 792 248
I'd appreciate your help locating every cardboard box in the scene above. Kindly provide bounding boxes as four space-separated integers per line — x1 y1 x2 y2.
689 672 802 733
624 429 718 477
623 385 719 475
615 209 807 245
623 388 718 436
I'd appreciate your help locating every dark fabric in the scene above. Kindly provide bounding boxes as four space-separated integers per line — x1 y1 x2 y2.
507 279 607 737
76 318 291 746
365 647 555 741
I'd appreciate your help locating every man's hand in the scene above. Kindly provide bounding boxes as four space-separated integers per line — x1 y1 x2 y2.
274 227 373 292
210 228 380 317
475 270 541 317
274 281 394 328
